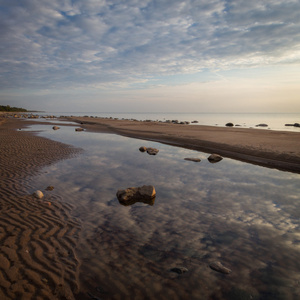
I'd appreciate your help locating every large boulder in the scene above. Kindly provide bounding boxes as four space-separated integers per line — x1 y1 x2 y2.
116 185 156 206
208 154 223 163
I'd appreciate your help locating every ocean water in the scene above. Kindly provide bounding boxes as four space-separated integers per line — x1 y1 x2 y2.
34 112 300 132
24 121 300 300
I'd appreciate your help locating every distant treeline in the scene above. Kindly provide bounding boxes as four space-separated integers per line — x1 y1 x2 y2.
0 105 28 112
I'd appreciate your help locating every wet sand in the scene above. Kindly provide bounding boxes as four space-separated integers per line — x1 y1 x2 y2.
66 116 300 173
0 117 82 299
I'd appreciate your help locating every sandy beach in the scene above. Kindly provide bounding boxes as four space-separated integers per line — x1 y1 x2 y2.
1 115 300 299
67 116 300 173
0 117 82 300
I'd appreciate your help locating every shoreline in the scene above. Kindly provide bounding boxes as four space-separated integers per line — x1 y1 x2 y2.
66 116 300 173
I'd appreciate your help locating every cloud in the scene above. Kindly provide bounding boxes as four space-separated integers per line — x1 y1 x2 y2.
0 0 300 91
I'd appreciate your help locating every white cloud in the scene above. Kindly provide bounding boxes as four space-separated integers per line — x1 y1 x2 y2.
0 0 300 109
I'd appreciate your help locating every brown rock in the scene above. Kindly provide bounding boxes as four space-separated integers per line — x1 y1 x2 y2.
146 147 159 155
116 185 156 206
184 158 201 162
209 261 231 274
208 154 223 163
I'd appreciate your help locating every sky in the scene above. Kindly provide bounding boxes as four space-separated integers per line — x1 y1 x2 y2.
0 0 300 113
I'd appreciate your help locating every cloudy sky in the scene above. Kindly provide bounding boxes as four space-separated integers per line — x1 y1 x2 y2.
1 0 300 112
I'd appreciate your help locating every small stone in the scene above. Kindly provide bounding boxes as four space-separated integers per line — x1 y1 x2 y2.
255 123 268 127
33 190 44 199
225 122 234 127
208 154 223 163
75 128 84 131
170 267 188 274
45 186 54 191
139 146 147 152
146 147 159 155
184 158 201 162
52 126 60 130
209 261 231 274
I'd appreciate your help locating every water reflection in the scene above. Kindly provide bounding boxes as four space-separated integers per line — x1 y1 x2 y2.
27 124 300 300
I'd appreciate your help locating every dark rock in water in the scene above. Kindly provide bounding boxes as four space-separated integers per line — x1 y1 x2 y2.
226 122 234 127
184 158 201 162
209 261 231 274
191 120 199 123
116 185 156 206
208 154 223 163
45 186 54 191
146 147 159 155
285 123 300 127
139 146 147 152
75 127 84 131
170 267 188 274
255 123 268 127
52 126 60 130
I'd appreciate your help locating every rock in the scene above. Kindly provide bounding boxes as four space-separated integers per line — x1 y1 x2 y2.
191 120 199 123
52 126 60 130
294 123 300 127
208 154 223 163
75 128 84 131
116 185 156 206
225 122 234 127
170 267 188 274
255 123 268 127
33 190 44 199
139 146 147 152
45 186 54 191
146 147 159 155
184 158 201 162
209 261 232 274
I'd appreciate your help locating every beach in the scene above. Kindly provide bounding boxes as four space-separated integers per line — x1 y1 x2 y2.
0 117 82 300
1 115 300 299
67 116 300 173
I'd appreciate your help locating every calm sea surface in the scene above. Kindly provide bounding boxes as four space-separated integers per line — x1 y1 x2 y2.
24 120 300 300
35 112 300 132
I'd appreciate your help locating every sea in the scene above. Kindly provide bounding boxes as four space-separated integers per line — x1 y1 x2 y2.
22 113 300 299
33 112 300 132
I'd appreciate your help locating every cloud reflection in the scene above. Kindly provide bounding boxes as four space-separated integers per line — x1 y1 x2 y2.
29 125 300 299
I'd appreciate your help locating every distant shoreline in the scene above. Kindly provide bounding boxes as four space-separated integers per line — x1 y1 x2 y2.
66 116 300 173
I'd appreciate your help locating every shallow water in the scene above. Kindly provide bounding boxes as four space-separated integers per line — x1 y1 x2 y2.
26 123 300 299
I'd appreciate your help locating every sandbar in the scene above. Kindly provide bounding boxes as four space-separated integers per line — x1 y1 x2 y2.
67 116 300 173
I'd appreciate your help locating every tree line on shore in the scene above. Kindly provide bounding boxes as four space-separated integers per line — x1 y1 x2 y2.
0 105 28 112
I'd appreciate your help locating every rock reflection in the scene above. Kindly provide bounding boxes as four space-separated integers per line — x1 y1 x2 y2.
118 196 156 206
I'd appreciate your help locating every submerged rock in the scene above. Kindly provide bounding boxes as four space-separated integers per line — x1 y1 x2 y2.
46 186 54 191
116 185 156 206
170 267 188 274
146 147 159 155
184 158 201 162
209 261 232 274
208 154 223 163
33 190 44 199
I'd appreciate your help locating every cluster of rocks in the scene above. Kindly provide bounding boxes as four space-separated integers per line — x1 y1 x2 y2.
139 146 159 155
170 261 232 275
184 154 223 163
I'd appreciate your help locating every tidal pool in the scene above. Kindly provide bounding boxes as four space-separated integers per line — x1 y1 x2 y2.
26 123 300 300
